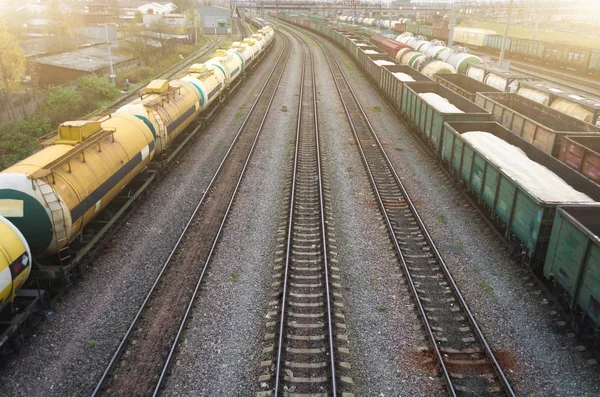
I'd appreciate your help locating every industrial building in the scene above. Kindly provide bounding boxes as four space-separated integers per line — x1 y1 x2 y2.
197 6 231 35
34 45 138 86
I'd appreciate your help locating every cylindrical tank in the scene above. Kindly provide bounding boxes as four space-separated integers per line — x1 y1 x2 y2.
484 73 519 92
401 51 426 67
419 60 456 78
444 53 482 74
467 66 486 82
207 49 243 85
550 99 595 124
116 79 202 154
395 47 413 62
425 45 451 59
183 63 226 110
414 40 429 51
242 38 260 60
517 87 551 106
0 116 156 256
229 42 253 69
0 216 31 311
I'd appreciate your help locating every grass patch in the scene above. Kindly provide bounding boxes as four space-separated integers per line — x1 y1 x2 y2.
235 111 244 119
230 273 240 282
479 280 494 297
377 305 387 312
86 340 98 349
370 105 382 112
456 242 464 250
239 103 247 109
436 212 447 224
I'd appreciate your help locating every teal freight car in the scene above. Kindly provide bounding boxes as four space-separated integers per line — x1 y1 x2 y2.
441 121 600 265
544 205 600 328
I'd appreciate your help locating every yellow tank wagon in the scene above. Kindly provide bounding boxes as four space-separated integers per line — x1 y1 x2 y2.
182 63 226 111
0 216 32 312
116 79 202 154
0 116 155 256
206 49 244 87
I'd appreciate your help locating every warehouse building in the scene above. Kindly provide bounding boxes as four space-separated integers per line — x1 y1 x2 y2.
197 6 231 35
34 45 138 86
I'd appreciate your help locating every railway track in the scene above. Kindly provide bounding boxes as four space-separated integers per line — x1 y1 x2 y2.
92 32 291 397
258 28 352 396
289 24 516 396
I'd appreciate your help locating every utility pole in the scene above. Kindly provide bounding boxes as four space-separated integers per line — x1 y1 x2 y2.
105 23 115 85
499 0 514 67
448 1 456 47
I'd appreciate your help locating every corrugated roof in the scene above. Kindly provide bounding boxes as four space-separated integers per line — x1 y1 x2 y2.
34 44 132 72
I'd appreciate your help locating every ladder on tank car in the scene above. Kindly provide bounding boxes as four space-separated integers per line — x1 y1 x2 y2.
37 179 72 267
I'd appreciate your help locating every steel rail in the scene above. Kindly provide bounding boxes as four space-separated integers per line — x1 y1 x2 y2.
152 31 291 397
273 27 337 396
295 24 516 397
92 32 291 397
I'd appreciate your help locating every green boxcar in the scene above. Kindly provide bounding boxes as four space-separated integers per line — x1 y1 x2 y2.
402 82 490 154
544 205 600 327
475 92 600 157
406 23 420 34
433 73 501 103
418 25 434 38
441 121 600 264
380 65 432 111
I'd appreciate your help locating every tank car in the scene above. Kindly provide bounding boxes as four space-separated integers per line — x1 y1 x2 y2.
0 216 31 312
0 117 155 257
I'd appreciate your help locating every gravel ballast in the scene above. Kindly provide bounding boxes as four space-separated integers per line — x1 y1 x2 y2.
302 28 445 396
160 31 302 396
0 38 284 397
320 31 600 396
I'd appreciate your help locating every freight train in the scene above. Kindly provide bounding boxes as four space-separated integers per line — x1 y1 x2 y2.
0 23 274 352
282 15 600 339
333 15 600 127
337 15 600 78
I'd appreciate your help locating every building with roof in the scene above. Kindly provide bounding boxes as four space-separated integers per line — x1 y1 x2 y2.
118 1 176 16
33 44 139 86
197 6 231 35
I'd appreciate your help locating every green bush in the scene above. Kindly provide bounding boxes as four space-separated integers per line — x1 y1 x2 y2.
0 117 50 170
77 75 120 107
42 86 83 125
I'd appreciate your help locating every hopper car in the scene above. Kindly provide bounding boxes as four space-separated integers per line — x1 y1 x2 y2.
284 14 600 338
0 23 274 353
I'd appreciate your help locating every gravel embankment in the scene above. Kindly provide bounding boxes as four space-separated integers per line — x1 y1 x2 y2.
0 39 284 397
304 29 446 396
160 31 302 396
324 35 600 396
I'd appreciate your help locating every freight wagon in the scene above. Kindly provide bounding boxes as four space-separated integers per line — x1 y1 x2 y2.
0 23 275 352
559 136 600 185
475 92 600 156
441 121 600 265
401 82 491 154
281 14 600 334
434 73 501 103
544 205 600 332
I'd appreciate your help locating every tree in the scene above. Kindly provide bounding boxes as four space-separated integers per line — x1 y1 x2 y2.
185 9 203 44
174 0 196 13
122 24 157 63
151 19 174 56
134 10 143 24
0 25 25 122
